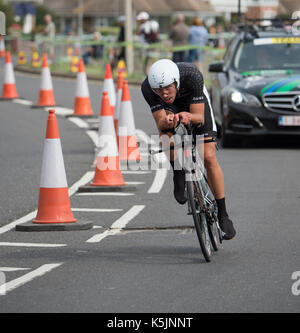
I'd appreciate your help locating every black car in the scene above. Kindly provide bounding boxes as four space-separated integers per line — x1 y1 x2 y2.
209 20 300 147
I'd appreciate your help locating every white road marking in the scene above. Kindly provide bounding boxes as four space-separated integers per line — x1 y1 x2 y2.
76 192 135 196
86 205 145 243
125 181 145 185
68 117 89 129
2 263 63 294
68 171 94 196
13 99 33 106
0 171 94 235
86 130 99 146
0 210 37 235
136 129 168 193
0 267 30 272
147 168 168 193
121 171 151 174
0 242 66 247
71 208 123 212
44 106 73 116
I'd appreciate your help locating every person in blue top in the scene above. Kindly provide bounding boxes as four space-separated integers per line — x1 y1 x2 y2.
188 17 208 72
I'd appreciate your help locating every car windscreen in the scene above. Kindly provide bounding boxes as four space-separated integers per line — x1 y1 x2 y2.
234 37 300 72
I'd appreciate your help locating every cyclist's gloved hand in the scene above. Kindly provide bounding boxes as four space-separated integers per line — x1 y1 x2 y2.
175 112 192 125
164 113 177 129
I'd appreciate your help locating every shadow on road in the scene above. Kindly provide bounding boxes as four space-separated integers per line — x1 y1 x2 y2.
218 135 300 150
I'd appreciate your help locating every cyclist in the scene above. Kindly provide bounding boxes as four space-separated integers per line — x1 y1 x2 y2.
141 59 236 240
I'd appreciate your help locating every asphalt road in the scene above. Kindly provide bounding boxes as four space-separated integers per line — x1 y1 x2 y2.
0 67 299 314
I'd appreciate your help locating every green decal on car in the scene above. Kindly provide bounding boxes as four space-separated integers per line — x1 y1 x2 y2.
241 69 293 77
260 75 300 96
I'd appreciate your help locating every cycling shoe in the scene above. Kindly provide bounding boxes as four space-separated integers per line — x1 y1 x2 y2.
219 215 236 240
173 170 187 205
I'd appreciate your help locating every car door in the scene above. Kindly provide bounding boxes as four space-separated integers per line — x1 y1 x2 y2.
210 38 236 124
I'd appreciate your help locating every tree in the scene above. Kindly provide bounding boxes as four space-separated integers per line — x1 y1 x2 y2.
0 0 14 30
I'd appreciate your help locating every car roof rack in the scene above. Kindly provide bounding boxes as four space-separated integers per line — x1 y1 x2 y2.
237 18 296 40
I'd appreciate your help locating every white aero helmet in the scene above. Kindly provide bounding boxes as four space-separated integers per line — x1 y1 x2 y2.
148 59 180 90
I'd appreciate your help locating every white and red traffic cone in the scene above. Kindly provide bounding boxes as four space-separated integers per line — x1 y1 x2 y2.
114 71 124 132
34 110 76 224
0 36 5 58
73 58 94 116
92 91 125 187
35 54 56 107
1 51 19 100
78 91 135 193
16 110 92 231
102 63 116 116
118 80 141 163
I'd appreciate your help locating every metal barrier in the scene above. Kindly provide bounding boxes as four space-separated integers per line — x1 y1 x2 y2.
6 33 231 83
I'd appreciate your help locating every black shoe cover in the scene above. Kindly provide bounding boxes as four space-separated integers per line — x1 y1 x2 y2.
219 216 236 240
173 170 187 205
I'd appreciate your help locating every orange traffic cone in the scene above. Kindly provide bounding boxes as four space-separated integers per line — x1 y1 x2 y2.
118 80 141 162
92 91 125 186
34 110 76 224
0 36 5 58
102 64 116 115
34 54 56 107
1 51 19 100
78 92 135 193
114 71 124 132
16 110 92 231
73 58 94 116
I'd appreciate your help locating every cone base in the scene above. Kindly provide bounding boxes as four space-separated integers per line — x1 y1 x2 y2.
2 84 19 99
92 156 126 186
33 188 76 224
16 220 93 232
78 184 136 193
73 97 94 116
37 90 56 107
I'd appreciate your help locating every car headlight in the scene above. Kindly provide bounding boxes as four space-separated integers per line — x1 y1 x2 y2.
229 89 262 107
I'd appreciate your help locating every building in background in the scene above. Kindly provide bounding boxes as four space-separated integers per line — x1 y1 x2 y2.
42 0 215 34
247 0 279 19
209 0 248 21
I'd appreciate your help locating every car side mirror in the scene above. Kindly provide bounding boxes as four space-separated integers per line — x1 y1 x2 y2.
209 61 224 73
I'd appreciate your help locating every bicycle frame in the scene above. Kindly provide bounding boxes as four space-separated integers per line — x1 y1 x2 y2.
150 122 222 260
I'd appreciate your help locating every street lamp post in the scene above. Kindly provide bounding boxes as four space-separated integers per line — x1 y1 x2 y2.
125 0 134 75
238 0 241 21
78 0 83 36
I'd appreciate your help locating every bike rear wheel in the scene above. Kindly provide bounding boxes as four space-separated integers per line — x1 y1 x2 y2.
207 210 220 251
186 180 212 262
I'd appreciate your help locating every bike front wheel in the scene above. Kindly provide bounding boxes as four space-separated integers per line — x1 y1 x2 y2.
186 181 212 262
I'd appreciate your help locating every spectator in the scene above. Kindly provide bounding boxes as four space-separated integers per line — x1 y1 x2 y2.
117 15 125 61
82 31 102 65
136 11 160 74
136 11 159 44
42 14 56 63
169 14 189 63
187 17 208 72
